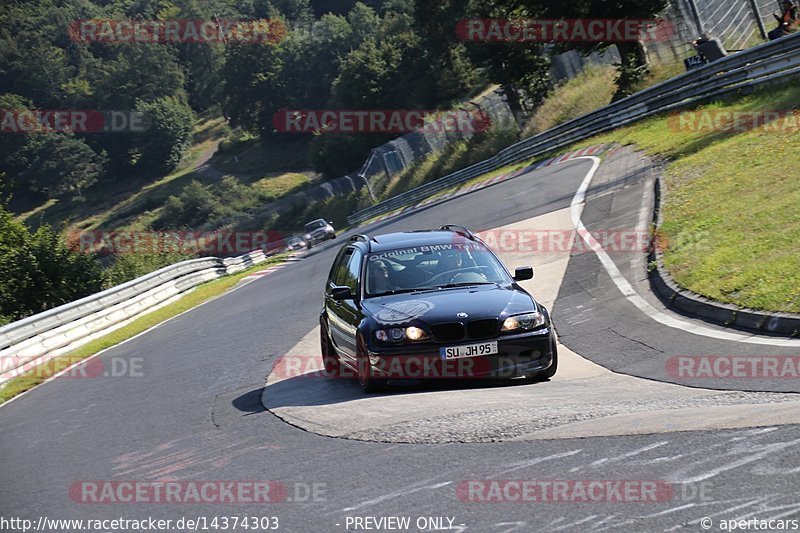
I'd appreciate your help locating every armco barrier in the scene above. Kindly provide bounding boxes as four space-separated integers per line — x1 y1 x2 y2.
347 33 800 225
0 249 272 382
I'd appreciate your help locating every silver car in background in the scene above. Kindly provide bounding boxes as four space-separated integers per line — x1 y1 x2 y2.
303 219 336 249
285 236 307 251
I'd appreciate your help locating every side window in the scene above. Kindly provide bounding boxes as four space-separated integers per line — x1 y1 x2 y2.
328 247 349 286
334 250 354 286
342 249 363 293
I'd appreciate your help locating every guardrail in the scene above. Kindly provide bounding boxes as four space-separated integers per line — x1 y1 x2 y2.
0 249 272 382
347 33 800 225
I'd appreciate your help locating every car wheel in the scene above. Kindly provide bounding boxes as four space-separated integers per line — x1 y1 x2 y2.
306 243 312 250
525 336 558 382
356 335 382 393
331 233 336 239
320 319 339 377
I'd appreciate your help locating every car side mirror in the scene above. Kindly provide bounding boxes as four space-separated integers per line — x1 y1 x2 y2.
513 266 534 281
331 285 354 301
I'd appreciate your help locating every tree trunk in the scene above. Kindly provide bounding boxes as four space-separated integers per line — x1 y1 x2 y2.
612 41 650 101
502 84 524 128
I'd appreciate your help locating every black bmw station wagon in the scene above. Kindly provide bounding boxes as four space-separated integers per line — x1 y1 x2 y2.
320 225 557 392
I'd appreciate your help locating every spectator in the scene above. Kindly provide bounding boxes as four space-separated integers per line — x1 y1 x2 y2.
693 33 727 62
768 0 799 40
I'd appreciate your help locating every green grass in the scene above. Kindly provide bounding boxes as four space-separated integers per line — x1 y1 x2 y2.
523 65 618 137
0 254 288 404
522 62 685 139
376 126 521 204
584 83 800 313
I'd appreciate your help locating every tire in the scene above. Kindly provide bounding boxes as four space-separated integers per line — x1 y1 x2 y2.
356 335 382 393
331 233 336 239
320 319 339 377
525 336 558 382
306 243 312 250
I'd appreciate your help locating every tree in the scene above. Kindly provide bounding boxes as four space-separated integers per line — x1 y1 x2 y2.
414 0 480 105
19 135 107 198
134 96 196 173
461 0 551 115
0 206 104 325
91 45 186 110
222 38 287 132
0 94 107 198
518 0 670 99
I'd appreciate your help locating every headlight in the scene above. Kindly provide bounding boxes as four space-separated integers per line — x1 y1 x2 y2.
375 327 429 342
501 311 547 332
304 233 312 240
405 326 428 341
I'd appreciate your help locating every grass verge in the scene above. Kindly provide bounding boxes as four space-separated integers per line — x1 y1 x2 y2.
583 83 800 313
0 254 289 404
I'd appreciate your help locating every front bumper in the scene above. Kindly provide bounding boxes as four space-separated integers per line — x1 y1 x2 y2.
307 232 334 245
364 329 554 380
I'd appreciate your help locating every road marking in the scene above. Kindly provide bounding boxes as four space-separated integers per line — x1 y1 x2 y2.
338 480 452 513
492 449 583 476
567 156 800 347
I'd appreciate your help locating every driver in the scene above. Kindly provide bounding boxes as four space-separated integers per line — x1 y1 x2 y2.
437 249 463 274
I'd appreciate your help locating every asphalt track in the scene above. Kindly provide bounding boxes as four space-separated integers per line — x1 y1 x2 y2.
2 153 800 532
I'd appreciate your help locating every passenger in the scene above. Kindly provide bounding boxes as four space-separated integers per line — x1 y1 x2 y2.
369 260 392 294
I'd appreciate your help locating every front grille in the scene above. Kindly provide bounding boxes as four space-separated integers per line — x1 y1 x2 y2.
431 322 465 342
467 318 498 339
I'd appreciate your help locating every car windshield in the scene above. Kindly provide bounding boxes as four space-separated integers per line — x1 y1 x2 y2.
365 242 511 297
305 220 327 231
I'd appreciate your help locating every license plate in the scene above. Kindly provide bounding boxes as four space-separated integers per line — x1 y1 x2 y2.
440 341 498 360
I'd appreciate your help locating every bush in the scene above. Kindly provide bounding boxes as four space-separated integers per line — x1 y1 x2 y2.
155 180 223 229
0 207 104 324
135 96 196 173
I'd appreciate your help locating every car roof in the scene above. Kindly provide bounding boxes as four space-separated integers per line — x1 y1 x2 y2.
366 230 475 253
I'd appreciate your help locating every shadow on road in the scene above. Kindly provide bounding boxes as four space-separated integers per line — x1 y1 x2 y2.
261 371 545 409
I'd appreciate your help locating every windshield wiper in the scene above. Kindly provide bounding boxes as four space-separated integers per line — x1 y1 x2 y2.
439 281 498 289
371 288 427 297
